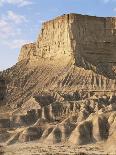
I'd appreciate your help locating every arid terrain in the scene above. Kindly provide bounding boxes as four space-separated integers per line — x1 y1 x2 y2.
0 13 116 154
0 142 109 155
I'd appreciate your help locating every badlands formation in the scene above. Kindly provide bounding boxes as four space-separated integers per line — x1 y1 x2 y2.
0 13 116 154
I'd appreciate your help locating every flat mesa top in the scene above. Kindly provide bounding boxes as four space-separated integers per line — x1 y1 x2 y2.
42 13 116 25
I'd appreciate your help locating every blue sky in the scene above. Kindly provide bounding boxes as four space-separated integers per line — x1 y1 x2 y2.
0 0 116 70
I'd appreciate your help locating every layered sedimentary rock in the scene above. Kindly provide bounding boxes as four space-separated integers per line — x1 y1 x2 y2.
0 14 116 153
19 14 116 78
18 43 36 62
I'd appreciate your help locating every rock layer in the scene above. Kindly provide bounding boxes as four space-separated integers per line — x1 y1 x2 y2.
19 14 116 78
0 14 116 153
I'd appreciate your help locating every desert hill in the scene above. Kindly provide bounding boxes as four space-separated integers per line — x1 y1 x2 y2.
0 13 116 154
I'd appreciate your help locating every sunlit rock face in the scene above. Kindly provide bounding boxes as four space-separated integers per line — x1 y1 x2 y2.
0 14 116 154
2 13 116 109
18 14 116 78
18 43 36 62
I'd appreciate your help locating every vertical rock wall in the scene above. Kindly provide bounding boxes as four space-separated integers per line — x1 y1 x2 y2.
18 13 116 69
36 14 72 60
69 14 116 65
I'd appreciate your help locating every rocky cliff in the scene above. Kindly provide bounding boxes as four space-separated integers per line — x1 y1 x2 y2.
0 13 116 154
19 14 116 78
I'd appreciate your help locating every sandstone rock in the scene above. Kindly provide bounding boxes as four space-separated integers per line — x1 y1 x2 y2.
92 115 109 141
69 121 93 145
17 14 116 79
45 127 62 144
18 43 36 62
19 127 43 142
41 126 54 139
105 132 116 154
0 13 116 152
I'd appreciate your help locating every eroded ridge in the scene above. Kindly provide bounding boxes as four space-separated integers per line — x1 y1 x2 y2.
0 13 116 154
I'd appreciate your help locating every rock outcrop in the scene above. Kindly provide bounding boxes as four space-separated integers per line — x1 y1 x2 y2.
18 43 36 62
0 13 116 154
19 14 116 78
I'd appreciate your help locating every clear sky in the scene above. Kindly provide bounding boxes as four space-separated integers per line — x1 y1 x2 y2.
0 0 116 70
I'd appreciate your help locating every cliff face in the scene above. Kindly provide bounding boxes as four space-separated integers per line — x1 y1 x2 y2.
69 15 116 79
18 15 72 62
36 15 72 60
1 13 116 109
18 43 36 62
0 14 116 151
70 14 116 64
1 13 116 110
19 14 116 70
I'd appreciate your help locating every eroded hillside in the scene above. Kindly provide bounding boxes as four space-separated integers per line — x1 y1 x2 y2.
0 13 116 154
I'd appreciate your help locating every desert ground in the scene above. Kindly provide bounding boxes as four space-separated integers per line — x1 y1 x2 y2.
0 141 111 155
